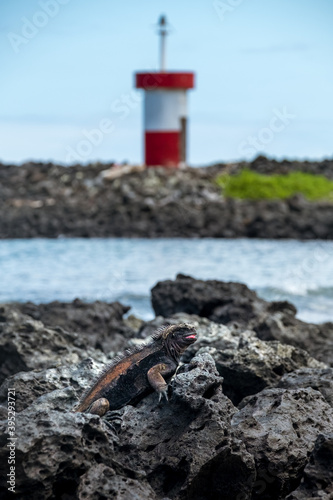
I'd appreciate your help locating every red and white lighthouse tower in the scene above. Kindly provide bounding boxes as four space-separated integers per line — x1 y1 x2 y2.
135 16 195 168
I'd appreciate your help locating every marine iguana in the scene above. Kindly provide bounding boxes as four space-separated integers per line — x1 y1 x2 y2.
73 323 197 417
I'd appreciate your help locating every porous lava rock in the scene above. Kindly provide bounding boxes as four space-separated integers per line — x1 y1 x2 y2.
151 274 265 324
141 313 326 406
0 304 87 384
1 159 333 239
0 353 255 500
0 358 107 413
151 275 333 366
276 367 333 407
232 388 333 499
286 433 333 500
77 464 158 500
111 352 256 500
0 292 332 498
0 301 140 385
17 299 135 353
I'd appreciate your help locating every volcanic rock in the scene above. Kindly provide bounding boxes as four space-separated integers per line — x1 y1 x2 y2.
140 313 326 406
286 433 333 500
151 274 265 324
151 275 333 366
0 293 332 498
0 353 255 500
276 367 333 407
254 312 333 367
0 406 118 499
77 464 158 500
232 388 333 499
0 358 107 413
1 159 333 239
107 352 256 500
0 304 86 384
17 299 135 353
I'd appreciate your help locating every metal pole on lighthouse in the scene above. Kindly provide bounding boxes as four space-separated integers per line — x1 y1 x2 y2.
135 15 195 168
158 15 168 72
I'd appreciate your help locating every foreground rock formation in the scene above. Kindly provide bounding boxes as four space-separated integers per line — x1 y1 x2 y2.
0 276 332 499
152 274 333 366
1 157 333 239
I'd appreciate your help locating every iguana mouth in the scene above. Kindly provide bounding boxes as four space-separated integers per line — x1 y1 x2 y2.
185 334 196 340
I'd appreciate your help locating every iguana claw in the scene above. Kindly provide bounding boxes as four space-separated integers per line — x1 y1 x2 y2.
158 389 169 403
104 410 123 433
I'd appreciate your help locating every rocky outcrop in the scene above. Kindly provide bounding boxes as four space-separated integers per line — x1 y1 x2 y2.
151 274 268 324
286 433 333 500
0 303 130 385
111 353 255 500
0 405 119 499
276 367 333 407
151 275 333 366
0 358 107 413
0 353 255 500
0 304 85 384
0 282 332 498
16 299 135 353
232 388 333 500
254 314 333 367
140 313 325 406
1 159 333 239
77 465 158 500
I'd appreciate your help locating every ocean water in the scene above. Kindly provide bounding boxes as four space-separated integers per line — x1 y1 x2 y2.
1 238 333 324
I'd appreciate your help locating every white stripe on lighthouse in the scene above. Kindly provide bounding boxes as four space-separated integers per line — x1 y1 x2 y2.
144 90 187 131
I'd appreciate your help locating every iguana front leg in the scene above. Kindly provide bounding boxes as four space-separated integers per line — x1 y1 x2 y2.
147 361 176 402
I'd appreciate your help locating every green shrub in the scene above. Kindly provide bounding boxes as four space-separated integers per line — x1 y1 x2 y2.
216 169 333 201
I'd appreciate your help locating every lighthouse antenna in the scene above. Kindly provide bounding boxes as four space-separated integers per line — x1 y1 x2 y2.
158 15 169 72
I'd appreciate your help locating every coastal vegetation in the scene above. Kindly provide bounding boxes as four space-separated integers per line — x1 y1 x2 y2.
216 169 333 201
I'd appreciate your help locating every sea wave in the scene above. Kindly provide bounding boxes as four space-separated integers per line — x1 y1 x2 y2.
1 237 333 324
258 285 333 299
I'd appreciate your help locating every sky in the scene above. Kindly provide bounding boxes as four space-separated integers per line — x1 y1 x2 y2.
1 0 332 166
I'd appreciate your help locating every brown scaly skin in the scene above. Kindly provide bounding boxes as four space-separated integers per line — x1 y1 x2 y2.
73 323 197 417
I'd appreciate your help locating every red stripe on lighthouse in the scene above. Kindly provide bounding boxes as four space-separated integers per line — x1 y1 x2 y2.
145 131 180 167
136 72 194 90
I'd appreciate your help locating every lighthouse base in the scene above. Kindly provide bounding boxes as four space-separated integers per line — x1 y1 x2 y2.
145 131 180 168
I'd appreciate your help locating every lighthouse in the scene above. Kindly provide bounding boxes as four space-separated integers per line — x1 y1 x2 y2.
135 15 195 168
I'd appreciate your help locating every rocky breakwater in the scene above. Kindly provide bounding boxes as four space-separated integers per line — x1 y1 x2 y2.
1 158 333 239
0 277 332 499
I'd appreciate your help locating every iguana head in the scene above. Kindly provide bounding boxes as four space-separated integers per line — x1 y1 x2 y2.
161 323 197 359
